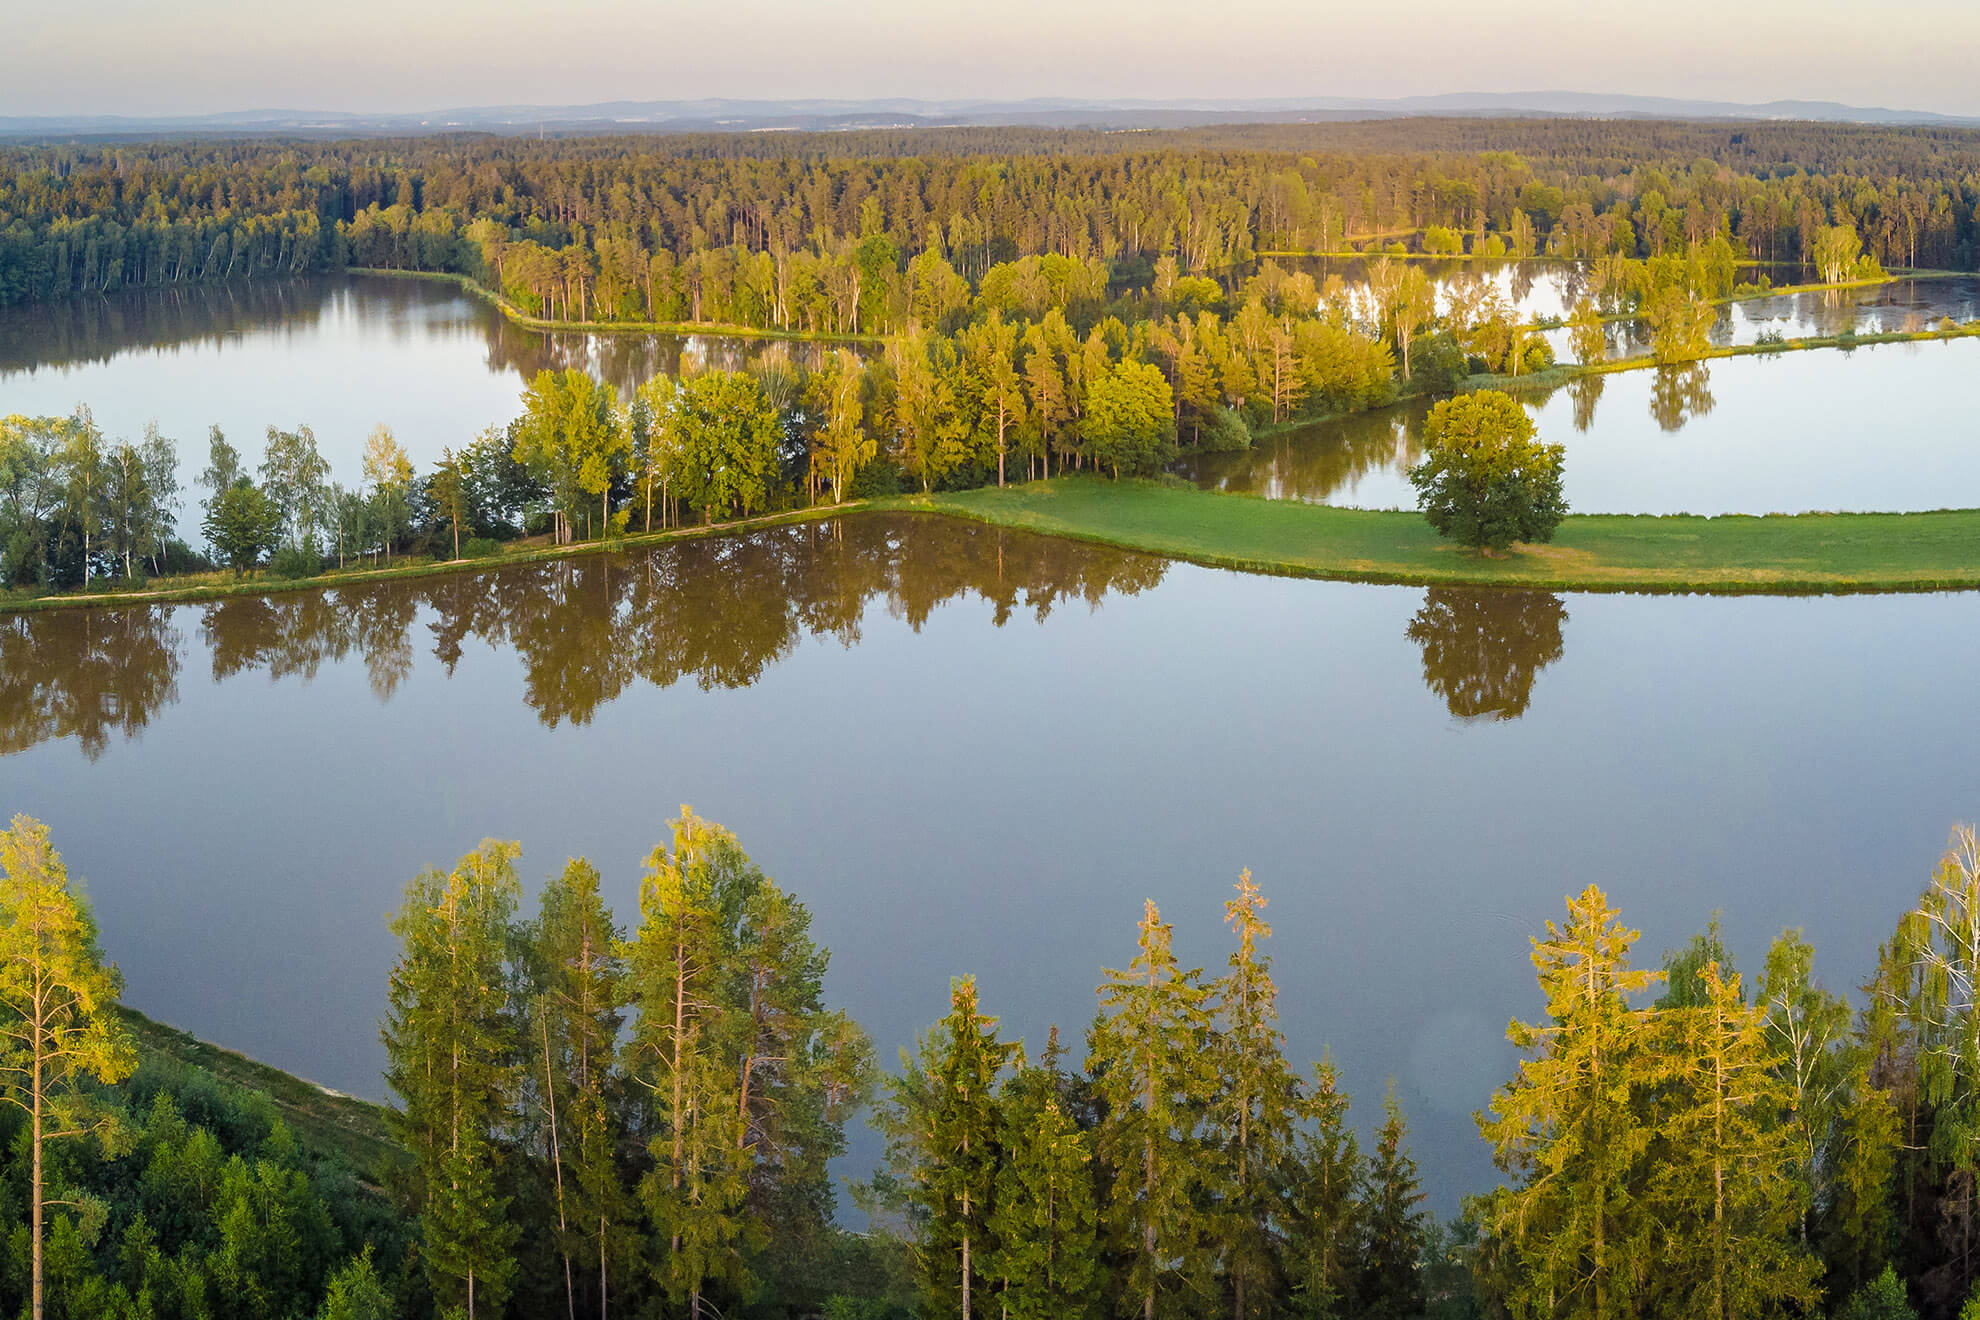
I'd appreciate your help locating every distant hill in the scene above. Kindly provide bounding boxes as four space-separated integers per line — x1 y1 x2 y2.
6 92 1975 138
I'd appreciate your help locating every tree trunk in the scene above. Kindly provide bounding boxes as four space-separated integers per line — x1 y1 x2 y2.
543 1015 576 1320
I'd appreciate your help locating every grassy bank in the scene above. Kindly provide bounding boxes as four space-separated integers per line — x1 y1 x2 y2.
0 504 869 615
910 480 1980 594
12 475 1980 611
119 1007 400 1175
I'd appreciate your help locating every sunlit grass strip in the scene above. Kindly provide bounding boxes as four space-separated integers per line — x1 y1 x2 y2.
911 479 1980 595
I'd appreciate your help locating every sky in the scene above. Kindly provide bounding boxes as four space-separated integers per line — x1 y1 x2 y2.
8 0 1980 119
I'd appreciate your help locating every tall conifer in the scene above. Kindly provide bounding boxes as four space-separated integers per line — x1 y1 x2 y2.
1089 900 1215 1320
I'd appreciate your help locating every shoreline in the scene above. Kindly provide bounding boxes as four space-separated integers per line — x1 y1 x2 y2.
348 267 882 343
12 476 1980 614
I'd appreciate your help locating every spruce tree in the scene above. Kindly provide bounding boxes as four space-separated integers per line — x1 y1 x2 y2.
1211 871 1301 1320
1286 1058 1362 1320
383 839 524 1320
1650 962 1822 1320
1089 900 1215 1320
988 1056 1102 1320
1358 1088 1426 1320
914 977 1011 1320
1476 885 1661 1320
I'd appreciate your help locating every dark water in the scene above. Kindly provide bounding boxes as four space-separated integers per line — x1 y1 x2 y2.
1187 337 1980 513
5 513 1976 1212
0 275 846 478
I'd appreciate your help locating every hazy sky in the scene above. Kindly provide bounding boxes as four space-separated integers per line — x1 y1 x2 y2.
10 0 1980 118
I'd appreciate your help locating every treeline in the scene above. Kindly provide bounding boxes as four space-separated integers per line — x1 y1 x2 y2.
3 118 1976 321
877 828 1980 1320
1 277 1406 587
19 806 1980 1316
871 875 1439 1320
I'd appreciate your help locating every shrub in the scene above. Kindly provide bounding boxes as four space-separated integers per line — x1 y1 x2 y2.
1195 407 1253 453
268 545 322 579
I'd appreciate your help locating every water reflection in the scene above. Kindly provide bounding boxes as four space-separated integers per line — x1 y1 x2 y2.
0 609 182 760
1648 364 1717 433
1406 589 1569 722
3 516 1168 754
1183 405 1428 506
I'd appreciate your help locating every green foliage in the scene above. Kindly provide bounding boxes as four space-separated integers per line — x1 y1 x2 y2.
1474 886 1662 1320
268 544 320 580
1838 1267 1917 1320
383 840 524 1318
201 479 281 575
660 371 781 521
1089 900 1216 1320
1084 360 1176 478
1408 391 1566 553
1359 1090 1426 1320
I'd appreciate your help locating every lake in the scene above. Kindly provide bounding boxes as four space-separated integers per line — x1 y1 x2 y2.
1187 338 1980 513
5 513 1975 1213
0 274 840 478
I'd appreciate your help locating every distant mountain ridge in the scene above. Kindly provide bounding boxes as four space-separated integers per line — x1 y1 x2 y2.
6 91 1976 138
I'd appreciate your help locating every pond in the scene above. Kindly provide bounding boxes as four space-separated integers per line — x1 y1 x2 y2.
5 513 1976 1212
1186 337 1980 514
0 274 843 479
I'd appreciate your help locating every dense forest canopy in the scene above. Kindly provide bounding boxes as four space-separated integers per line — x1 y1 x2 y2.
2 117 1977 324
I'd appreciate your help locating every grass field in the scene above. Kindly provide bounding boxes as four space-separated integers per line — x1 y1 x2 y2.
912 479 1980 594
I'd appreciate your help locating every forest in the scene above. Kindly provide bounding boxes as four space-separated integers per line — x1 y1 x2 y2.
14 809 1980 1319
0 117 1962 331
3 222 1875 597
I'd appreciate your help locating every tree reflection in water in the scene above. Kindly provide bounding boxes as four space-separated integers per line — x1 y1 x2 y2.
1649 363 1716 433
0 608 182 760
1405 588 1569 722
3 515 1169 754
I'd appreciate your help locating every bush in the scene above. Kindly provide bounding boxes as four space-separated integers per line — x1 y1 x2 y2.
849 459 903 499
1410 334 1471 395
269 545 322 579
460 537 501 559
1195 407 1253 452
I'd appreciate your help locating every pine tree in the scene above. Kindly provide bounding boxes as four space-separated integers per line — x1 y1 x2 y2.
913 977 1012 1320
1476 885 1661 1320
1286 1058 1361 1320
1089 899 1215 1320
1358 1088 1427 1320
0 815 135 1320
383 839 523 1320
1650 961 1822 1320
529 857 634 1320
988 1055 1102 1320
1211 871 1301 1320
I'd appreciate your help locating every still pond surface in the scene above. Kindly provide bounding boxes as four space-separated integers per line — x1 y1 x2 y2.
5 514 1976 1211
1189 338 1980 513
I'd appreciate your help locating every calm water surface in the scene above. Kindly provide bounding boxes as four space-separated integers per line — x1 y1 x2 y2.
1189 338 1980 513
5 514 1975 1210
0 275 842 477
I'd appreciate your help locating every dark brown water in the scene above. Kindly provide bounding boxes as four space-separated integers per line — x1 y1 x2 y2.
5 512 1977 1210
